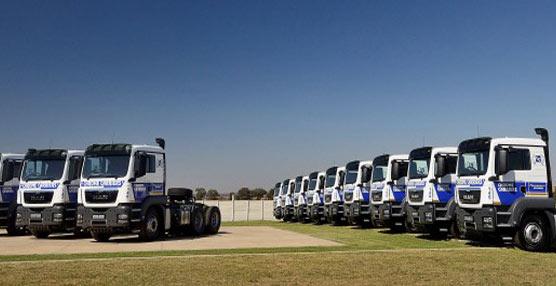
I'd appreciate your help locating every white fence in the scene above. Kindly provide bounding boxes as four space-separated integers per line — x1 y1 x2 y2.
201 199 277 222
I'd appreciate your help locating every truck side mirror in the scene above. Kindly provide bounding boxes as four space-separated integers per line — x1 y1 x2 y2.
339 171 346 187
319 177 325 189
1 161 14 183
134 153 147 179
361 166 372 183
434 155 446 178
495 148 509 176
391 161 400 181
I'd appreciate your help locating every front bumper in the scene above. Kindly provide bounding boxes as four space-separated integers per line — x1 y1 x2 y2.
77 205 133 231
344 201 371 218
273 207 283 219
324 202 345 219
407 202 453 226
310 204 325 220
372 201 405 223
455 207 498 233
284 205 295 217
16 205 76 231
295 204 309 219
406 204 435 225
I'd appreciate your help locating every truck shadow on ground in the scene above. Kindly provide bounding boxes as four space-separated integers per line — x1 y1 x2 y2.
29 231 231 243
92 231 231 244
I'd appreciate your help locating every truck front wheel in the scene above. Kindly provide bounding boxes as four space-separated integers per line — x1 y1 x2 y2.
139 208 162 242
91 231 112 242
6 221 25 236
30 229 50 239
515 214 550 252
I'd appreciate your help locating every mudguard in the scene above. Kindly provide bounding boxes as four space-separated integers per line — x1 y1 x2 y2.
139 195 168 221
445 197 457 220
507 197 556 227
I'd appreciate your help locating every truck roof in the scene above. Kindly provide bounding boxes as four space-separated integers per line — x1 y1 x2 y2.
25 149 84 159
0 153 25 160
459 137 545 152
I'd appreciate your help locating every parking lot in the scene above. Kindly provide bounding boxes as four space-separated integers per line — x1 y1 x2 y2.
0 226 340 255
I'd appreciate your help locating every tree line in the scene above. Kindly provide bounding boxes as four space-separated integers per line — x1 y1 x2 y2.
193 187 275 200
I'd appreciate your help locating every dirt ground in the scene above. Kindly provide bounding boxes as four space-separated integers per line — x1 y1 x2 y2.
0 226 340 255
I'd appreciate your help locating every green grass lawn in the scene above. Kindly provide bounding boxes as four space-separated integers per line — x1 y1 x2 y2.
1 221 555 285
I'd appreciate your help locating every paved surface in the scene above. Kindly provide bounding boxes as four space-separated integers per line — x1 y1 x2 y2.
0 227 340 255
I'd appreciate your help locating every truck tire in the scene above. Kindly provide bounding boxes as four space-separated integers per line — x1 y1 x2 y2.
6 221 25 236
91 231 112 242
31 229 51 239
515 214 550 252
139 208 162 242
204 206 221 234
188 207 205 235
168 188 193 201
449 221 461 239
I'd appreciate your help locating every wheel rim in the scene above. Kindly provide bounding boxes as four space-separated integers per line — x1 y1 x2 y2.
211 212 219 228
146 215 158 234
524 222 543 245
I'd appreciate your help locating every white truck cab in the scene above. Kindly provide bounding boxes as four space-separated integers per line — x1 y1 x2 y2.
76 139 221 242
405 147 458 237
323 166 346 225
16 149 85 238
455 128 555 251
294 175 310 222
282 178 296 221
343 160 373 227
273 182 283 219
370 154 409 231
308 171 327 224
0 153 24 235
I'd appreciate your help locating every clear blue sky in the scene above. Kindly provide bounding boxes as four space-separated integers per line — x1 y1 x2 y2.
1 1 556 193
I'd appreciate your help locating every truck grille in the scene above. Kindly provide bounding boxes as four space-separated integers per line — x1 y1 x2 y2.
85 190 118 203
324 194 332 203
23 192 53 204
458 189 481 204
307 197 313 204
344 192 353 202
408 190 423 202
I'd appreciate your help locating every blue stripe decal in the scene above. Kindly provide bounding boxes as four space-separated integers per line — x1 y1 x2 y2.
132 182 165 203
67 184 79 203
434 183 455 202
392 185 406 201
0 185 18 203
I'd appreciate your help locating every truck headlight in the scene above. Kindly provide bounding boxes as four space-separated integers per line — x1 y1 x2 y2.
53 213 64 222
77 213 83 224
118 214 129 220
482 216 494 229
425 212 433 222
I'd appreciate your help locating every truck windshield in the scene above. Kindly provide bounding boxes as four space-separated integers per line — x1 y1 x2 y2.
325 174 336 188
345 169 358 184
281 182 288 195
22 159 65 181
372 164 388 182
409 158 430 179
83 155 130 179
308 178 317 190
458 151 489 176
295 181 302 193
274 183 280 196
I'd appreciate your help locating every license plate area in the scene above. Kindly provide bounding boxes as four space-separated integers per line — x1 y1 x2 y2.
464 215 474 222
92 214 106 220
30 213 42 220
